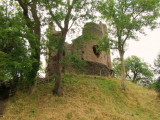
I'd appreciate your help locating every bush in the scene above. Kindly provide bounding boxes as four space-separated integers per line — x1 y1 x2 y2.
150 77 160 98
154 77 160 92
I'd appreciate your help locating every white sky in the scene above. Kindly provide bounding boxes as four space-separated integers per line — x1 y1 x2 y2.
67 26 160 66
66 26 160 66
125 28 160 65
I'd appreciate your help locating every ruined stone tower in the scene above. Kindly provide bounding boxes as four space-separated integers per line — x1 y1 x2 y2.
70 22 112 69
46 22 113 80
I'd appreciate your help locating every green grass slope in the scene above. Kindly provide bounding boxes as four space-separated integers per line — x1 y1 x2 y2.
1 74 160 120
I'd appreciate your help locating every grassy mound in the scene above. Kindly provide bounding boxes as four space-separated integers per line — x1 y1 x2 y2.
1 74 160 120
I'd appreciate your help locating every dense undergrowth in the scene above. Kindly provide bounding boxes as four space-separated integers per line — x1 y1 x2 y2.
1 74 160 120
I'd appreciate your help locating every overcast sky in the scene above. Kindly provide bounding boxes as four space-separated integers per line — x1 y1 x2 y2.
67 26 160 66
123 28 160 65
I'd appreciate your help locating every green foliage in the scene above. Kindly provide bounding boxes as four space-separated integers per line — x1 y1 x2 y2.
98 0 160 52
153 54 160 93
61 53 86 73
44 0 97 95
112 58 121 78
98 0 160 88
151 77 160 93
113 56 154 85
97 36 110 53
46 27 60 53
0 5 34 87
154 53 160 74
72 36 83 48
154 78 160 92
82 22 99 41
125 56 153 84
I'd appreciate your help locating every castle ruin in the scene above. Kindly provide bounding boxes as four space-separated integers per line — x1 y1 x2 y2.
46 22 113 80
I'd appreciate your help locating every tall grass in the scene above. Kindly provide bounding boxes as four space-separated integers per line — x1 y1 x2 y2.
1 74 160 120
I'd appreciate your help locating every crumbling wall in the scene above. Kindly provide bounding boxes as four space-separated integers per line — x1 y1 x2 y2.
46 22 113 79
85 61 113 76
70 22 112 69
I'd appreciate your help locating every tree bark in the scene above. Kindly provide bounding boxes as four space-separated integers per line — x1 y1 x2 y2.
52 49 63 96
52 35 66 96
29 1 41 81
119 51 126 90
133 72 137 83
48 0 73 96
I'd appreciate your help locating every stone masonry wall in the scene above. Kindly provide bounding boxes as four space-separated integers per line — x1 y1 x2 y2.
46 22 113 79
69 22 112 69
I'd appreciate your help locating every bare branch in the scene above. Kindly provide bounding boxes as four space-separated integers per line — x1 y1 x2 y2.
68 18 77 31
64 0 76 30
110 47 118 50
122 29 131 47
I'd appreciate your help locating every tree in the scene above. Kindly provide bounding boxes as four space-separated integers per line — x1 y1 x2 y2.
113 56 154 85
125 56 153 84
151 77 160 98
154 53 160 75
44 0 94 96
16 0 41 82
0 3 34 90
112 58 121 78
153 53 160 97
98 0 160 90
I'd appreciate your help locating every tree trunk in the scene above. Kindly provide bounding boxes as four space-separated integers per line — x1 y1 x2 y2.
17 0 41 82
133 72 137 83
52 50 63 96
52 35 66 96
29 1 41 81
119 51 126 90
46 52 57 82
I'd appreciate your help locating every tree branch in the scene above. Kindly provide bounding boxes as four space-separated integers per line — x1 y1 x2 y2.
122 29 131 47
68 17 76 31
17 0 33 31
48 8 63 31
110 47 118 50
30 1 39 23
64 0 76 30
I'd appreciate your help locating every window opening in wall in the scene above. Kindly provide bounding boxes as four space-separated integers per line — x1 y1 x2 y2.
63 51 65 56
92 45 100 58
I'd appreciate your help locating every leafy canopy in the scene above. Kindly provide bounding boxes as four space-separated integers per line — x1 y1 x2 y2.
98 0 160 89
0 5 34 86
113 56 154 85
98 0 160 46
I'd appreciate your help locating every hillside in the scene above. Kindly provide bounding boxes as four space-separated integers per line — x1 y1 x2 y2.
1 74 160 120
